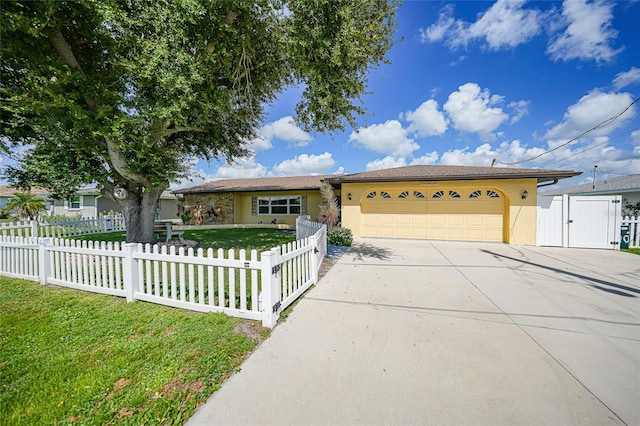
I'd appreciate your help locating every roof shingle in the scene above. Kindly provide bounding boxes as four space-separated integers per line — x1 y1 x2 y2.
175 175 332 194
541 174 640 195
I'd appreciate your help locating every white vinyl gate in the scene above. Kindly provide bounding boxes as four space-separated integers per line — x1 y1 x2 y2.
537 194 622 249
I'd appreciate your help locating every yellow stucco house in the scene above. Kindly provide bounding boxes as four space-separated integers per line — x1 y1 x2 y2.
175 165 580 245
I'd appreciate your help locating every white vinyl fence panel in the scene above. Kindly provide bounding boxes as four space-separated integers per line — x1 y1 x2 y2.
0 216 125 238
622 216 639 248
0 217 327 328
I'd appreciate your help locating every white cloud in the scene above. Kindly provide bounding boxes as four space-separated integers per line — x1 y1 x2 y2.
613 67 640 90
270 152 336 176
422 0 543 50
410 152 439 165
544 90 636 140
349 120 420 157
215 156 269 179
547 0 621 63
402 100 449 137
260 116 312 147
465 0 544 49
245 136 272 151
365 156 408 171
419 4 455 43
443 83 509 141
509 100 530 124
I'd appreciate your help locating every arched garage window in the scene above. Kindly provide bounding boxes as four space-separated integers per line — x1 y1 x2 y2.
487 190 500 198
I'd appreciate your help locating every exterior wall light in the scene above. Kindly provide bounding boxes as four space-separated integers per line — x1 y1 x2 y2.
522 190 528 200
348 193 352 200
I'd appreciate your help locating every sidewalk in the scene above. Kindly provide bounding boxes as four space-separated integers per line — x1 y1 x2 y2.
187 239 639 425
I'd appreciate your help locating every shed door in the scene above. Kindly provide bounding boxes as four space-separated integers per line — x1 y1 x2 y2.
361 188 504 242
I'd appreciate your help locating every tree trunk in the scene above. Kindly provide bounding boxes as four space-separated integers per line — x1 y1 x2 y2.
118 187 163 243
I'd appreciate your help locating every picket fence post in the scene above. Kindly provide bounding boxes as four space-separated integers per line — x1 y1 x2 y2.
38 238 52 285
309 235 319 284
260 248 281 328
30 221 39 238
123 243 140 302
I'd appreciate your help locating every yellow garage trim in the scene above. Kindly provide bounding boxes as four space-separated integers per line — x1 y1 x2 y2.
360 187 506 242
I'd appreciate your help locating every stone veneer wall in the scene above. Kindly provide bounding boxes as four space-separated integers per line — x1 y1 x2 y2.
178 193 234 225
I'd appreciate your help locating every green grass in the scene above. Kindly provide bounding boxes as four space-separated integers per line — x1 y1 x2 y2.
74 228 296 252
0 276 268 426
622 248 640 255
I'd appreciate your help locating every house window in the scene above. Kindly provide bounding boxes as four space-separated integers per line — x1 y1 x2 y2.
413 191 425 199
469 190 482 198
432 190 444 199
487 190 500 198
449 190 461 198
398 191 409 199
380 191 391 199
68 195 82 209
257 196 301 215
366 192 377 199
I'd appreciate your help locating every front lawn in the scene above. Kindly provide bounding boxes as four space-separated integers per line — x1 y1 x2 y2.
622 248 640 255
0 276 268 425
73 228 296 252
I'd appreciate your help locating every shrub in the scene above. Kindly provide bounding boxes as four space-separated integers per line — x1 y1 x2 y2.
328 226 353 246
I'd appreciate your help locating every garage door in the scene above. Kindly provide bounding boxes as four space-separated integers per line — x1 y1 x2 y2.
361 188 505 242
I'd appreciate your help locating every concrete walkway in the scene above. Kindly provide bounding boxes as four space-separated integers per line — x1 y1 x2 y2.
187 239 640 426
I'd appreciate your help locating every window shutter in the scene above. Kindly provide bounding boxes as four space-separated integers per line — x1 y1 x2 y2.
251 196 257 215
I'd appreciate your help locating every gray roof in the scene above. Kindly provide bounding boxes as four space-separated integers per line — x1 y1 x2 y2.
174 175 333 194
541 174 640 196
327 165 581 185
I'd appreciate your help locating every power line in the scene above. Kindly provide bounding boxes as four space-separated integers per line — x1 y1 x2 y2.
492 97 639 167
541 126 640 168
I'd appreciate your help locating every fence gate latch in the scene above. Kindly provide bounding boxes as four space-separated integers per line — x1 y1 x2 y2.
272 264 281 275
272 301 281 313
314 246 319 254
611 241 619 245
612 200 621 203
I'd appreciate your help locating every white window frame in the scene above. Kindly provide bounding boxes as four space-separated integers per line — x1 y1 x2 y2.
257 195 302 216
66 195 83 210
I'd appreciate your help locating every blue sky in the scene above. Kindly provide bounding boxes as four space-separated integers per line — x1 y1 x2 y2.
185 0 640 189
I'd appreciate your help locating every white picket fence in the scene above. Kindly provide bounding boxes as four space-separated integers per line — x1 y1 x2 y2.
0 219 326 328
621 216 639 249
0 216 126 238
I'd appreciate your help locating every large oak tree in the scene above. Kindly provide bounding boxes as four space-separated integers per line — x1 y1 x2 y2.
1 0 398 242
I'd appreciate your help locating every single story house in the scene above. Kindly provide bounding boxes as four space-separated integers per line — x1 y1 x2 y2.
175 165 580 245
541 174 640 216
50 188 179 220
0 186 53 216
175 175 333 227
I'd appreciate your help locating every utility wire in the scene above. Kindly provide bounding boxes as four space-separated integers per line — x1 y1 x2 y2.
492 97 639 166
541 126 640 168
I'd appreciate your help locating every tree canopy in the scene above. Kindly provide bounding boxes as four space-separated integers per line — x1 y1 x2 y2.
1 0 398 242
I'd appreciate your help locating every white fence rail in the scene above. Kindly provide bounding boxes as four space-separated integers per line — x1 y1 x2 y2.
0 218 327 328
621 216 639 249
0 216 126 238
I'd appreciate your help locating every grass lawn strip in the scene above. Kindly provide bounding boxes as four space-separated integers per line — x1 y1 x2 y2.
73 228 297 253
0 277 269 425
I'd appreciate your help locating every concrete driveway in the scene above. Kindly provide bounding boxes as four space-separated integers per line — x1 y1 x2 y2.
188 239 640 426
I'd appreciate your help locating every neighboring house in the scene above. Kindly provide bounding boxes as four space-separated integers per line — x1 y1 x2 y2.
541 174 640 215
176 165 580 245
50 188 179 220
175 175 332 227
0 186 53 216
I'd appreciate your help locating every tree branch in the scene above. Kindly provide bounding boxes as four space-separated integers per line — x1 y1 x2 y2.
104 136 153 187
48 28 98 111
